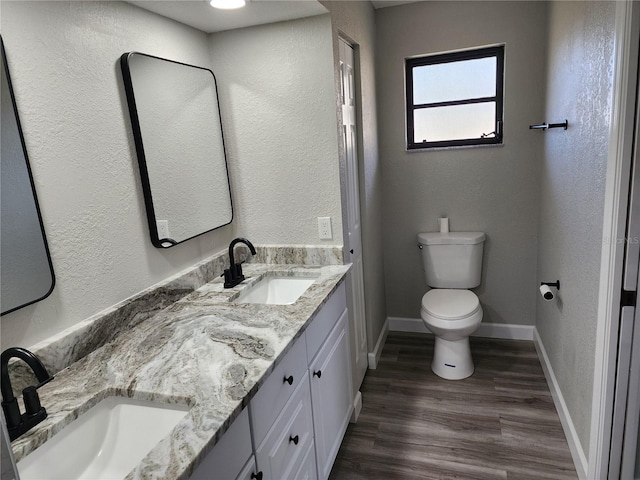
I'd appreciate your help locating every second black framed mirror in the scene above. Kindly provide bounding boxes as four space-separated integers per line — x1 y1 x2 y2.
121 52 233 248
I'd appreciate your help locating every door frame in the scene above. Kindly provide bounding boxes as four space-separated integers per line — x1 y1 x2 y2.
335 31 369 420
590 2 640 478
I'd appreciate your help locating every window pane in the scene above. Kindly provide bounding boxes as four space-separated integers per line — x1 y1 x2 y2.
413 57 496 105
413 102 496 143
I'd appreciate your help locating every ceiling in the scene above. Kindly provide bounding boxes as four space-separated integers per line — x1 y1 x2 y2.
127 0 425 33
127 0 328 33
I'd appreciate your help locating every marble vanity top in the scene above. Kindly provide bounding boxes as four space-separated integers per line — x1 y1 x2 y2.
11 263 349 479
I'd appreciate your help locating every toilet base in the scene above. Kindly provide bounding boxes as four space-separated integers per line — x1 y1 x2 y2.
431 336 474 380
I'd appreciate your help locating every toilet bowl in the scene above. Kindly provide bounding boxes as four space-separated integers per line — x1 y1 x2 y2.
420 288 483 380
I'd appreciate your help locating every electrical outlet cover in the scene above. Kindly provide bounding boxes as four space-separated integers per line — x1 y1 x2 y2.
157 220 170 239
318 217 332 240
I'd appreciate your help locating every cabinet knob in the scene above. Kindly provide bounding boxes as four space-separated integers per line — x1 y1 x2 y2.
251 472 263 480
289 434 299 445
283 375 294 385
313 370 322 378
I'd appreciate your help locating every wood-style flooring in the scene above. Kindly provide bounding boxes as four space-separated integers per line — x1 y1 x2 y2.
330 332 578 480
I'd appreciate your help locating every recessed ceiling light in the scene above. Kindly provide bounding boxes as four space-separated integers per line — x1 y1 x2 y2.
209 0 246 9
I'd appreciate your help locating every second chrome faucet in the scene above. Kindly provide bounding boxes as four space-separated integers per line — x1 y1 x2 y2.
224 238 256 288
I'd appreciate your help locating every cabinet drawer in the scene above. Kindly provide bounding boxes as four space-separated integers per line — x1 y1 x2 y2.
190 408 252 480
306 283 347 363
255 372 314 480
250 333 308 446
293 442 318 480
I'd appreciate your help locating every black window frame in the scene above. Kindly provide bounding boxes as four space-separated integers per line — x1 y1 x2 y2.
405 45 505 150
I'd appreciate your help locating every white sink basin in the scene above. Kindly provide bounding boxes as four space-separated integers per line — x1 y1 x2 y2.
234 275 317 305
17 397 189 480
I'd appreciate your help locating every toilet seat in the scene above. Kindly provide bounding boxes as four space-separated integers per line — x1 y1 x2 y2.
421 289 480 320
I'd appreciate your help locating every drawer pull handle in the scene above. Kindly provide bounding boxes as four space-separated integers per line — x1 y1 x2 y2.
283 375 294 385
251 472 263 480
313 370 322 378
289 434 299 445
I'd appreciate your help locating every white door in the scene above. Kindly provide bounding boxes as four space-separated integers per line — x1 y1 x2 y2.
609 48 640 479
338 38 368 393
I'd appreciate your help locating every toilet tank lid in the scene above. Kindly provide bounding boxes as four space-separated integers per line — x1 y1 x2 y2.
418 232 486 245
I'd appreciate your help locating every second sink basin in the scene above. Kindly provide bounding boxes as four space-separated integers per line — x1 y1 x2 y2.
16 396 189 480
234 275 317 305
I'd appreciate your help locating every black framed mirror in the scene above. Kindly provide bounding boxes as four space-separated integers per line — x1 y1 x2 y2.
120 52 233 248
1 36 55 315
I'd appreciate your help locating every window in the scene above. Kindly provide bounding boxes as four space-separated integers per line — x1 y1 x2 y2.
405 45 504 150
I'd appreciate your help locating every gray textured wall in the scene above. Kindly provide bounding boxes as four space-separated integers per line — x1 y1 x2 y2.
376 1 547 326
0 1 236 349
537 0 615 455
321 1 388 351
208 15 342 246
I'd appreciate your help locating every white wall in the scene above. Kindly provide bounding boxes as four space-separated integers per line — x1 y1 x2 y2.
0 2 347 350
376 1 547 326
208 15 343 245
0 1 237 349
537 0 616 454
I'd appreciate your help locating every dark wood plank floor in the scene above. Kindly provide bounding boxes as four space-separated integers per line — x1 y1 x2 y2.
330 332 578 480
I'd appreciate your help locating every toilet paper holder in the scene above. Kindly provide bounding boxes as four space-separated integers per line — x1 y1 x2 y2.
540 280 560 301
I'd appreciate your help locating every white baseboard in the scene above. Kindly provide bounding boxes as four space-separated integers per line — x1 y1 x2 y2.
388 316 535 341
367 317 389 369
350 390 362 423
534 328 588 479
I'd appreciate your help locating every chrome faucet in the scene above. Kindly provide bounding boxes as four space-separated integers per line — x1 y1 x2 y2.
224 237 256 288
1 348 53 441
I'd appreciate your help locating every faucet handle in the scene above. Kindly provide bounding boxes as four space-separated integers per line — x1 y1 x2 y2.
23 376 52 417
22 377 53 415
22 386 42 416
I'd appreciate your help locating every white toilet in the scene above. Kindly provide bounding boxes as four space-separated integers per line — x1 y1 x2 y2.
417 231 486 380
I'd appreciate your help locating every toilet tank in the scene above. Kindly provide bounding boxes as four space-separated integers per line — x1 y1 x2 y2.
417 232 486 288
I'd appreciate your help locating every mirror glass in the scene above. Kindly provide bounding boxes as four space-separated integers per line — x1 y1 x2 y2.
121 52 233 248
1 37 55 315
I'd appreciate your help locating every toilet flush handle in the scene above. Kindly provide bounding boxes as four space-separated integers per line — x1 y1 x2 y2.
417 243 423 249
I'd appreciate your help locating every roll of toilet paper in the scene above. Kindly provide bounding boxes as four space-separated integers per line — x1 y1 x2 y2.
539 284 554 301
439 217 449 233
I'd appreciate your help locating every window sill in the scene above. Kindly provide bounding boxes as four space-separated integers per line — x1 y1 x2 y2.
406 142 505 153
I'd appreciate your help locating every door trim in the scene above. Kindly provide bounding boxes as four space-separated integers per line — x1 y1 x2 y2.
589 2 640 479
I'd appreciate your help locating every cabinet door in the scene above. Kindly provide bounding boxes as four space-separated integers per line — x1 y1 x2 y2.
190 408 252 480
255 372 314 480
293 442 318 480
309 311 353 480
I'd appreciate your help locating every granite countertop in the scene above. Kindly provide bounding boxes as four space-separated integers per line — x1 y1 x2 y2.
11 263 349 479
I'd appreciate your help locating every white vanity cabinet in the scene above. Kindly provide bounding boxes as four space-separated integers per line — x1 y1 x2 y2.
190 282 351 480
308 310 352 480
250 335 308 447
190 408 258 480
254 371 315 479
